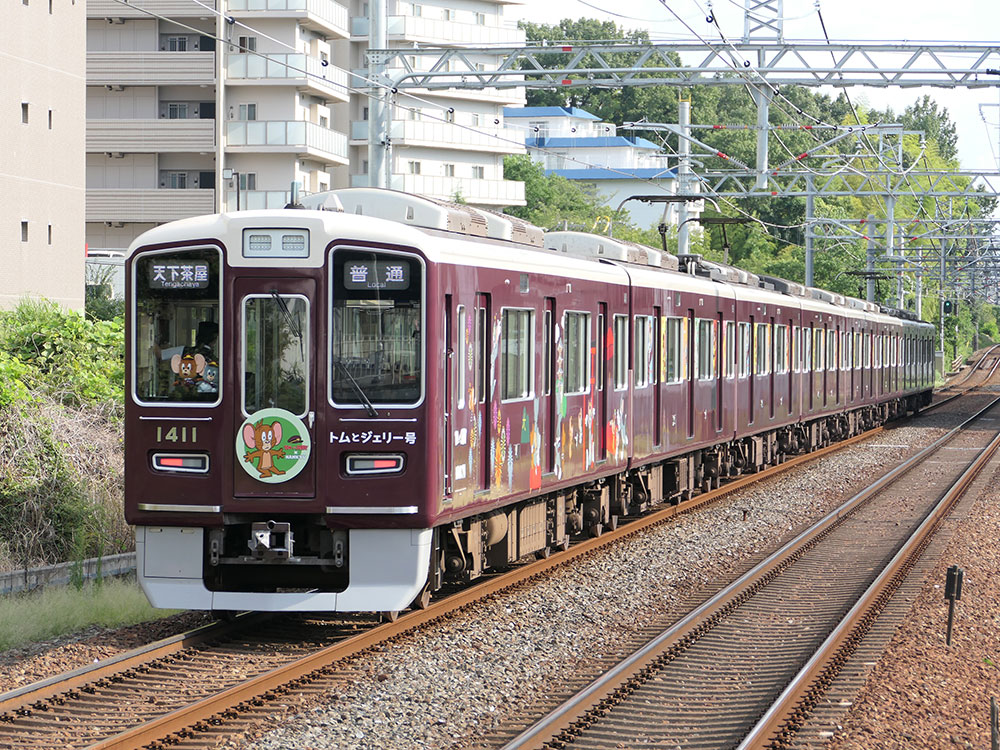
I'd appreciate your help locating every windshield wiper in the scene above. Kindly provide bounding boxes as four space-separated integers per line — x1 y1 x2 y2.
271 289 304 358
335 359 379 418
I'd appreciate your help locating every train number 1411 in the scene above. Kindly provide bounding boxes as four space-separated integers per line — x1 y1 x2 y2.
156 426 198 443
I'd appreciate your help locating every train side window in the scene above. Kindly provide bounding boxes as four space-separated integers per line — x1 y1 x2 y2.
813 328 823 372
738 322 751 377
724 321 736 378
501 308 533 401
634 315 649 388
597 307 606 391
791 326 800 373
755 323 770 376
696 318 714 380
775 324 788 374
543 308 552 396
564 311 590 395
827 329 836 371
457 305 466 409
613 314 629 389
476 304 488 404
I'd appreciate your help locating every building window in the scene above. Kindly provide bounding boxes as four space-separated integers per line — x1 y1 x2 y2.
48 109 52 129
21 102 28 124
475 11 486 24
47 225 52 244
167 103 188 119
471 165 485 179
361 160 369 175
239 173 257 190
166 172 188 189
443 164 455 177
238 103 257 120
443 8 454 20
236 35 257 52
20 221 28 242
408 161 421 175
319 115 328 128
362 106 369 121
412 3 421 16
166 36 188 51
470 113 482 127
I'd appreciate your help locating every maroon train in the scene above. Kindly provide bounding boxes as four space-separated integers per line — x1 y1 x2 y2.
124 188 935 614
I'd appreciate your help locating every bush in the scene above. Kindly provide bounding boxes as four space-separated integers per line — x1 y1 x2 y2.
0 300 128 570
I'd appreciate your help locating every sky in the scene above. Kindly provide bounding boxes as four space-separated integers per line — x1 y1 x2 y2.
508 0 1000 173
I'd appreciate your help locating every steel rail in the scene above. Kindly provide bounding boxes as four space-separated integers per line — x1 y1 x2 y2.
498 393 1000 750
738 420 1000 749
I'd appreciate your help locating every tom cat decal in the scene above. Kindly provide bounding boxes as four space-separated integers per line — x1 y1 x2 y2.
236 408 312 482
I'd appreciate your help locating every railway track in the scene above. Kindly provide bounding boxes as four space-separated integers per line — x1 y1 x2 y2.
0 380 992 750
495 394 1000 750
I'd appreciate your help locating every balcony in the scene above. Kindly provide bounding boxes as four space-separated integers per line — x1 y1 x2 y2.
223 190 295 212
88 0 216 18
227 53 350 104
352 16 525 46
88 52 215 87
350 174 525 207
87 189 216 223
228 0 348 39
226 121 348 165
350 120 525 155
87 119 216 153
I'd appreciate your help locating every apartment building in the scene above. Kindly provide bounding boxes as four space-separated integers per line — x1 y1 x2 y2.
84 0 525 257
4 0 86 311
505 106 693 230
344 0 526 207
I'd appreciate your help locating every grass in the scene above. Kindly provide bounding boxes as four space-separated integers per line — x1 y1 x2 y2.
0 577 181 652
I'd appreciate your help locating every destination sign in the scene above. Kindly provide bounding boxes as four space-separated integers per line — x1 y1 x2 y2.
149 261 210 290
343 259 411 291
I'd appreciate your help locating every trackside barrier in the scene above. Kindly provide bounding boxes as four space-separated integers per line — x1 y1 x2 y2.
0 553 137 596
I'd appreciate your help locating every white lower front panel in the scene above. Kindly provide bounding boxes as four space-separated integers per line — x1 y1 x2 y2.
135 526 432 612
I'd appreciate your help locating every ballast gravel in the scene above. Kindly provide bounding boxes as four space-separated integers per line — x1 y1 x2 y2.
213 416 966 750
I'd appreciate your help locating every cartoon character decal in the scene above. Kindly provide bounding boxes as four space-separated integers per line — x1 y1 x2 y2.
236 408 311 483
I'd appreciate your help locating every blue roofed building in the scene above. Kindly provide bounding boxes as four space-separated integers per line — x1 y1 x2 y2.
504 106 700 230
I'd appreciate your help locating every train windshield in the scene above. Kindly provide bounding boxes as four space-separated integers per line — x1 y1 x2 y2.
132 247 221 404
330 249 423 406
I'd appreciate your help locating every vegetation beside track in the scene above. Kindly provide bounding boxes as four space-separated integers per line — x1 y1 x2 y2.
0 299 128 573
0 578 175 652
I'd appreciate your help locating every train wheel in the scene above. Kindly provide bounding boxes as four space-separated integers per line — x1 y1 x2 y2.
588 523 603 538
211 610 237 622
381 610 400 623
412 585 432 610
535 546 552 560
558 536 571 552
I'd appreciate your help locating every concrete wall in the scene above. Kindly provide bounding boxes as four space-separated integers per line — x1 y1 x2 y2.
2 0 87 311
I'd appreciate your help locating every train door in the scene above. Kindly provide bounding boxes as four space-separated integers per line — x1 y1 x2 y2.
687 310 695 438
234 278 316 499
716 312 724 432
444 295 454 500
543 298 556 473
599 303 610 458
476 293 491 492
652 305 661 446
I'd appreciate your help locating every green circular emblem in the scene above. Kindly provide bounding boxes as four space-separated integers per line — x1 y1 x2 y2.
236 408 312 483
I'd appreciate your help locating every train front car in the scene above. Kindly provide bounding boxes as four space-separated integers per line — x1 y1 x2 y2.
125 209 433 614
